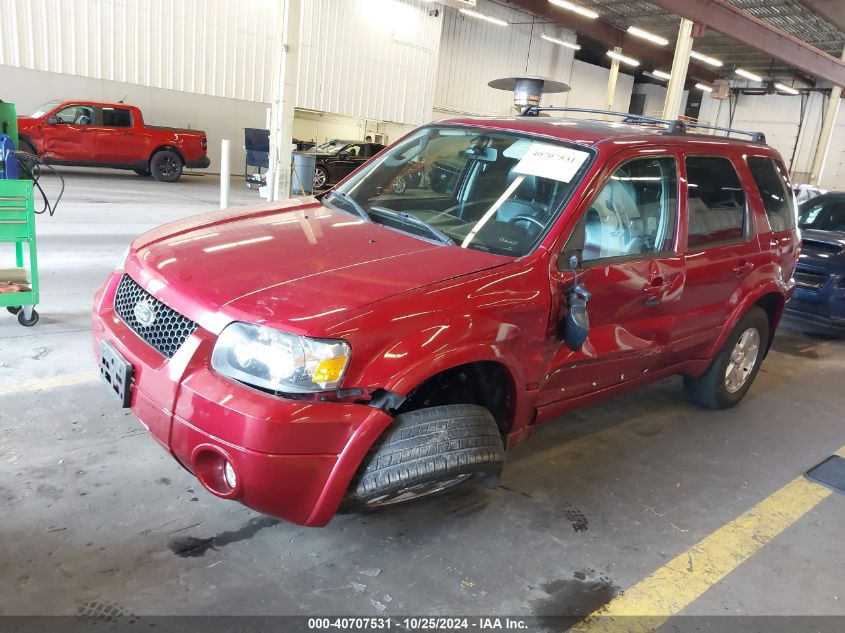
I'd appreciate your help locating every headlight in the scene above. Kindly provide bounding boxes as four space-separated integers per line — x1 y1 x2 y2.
211 322 351 393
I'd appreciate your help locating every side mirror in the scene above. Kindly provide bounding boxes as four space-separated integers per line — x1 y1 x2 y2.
337 151 350 160
45 116 60 125
558 249 583 272
564 283 591 352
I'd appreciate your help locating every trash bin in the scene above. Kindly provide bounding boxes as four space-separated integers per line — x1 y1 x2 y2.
292 151 317 195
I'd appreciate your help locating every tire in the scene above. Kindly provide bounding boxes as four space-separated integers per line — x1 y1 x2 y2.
313 166 329 190
150 150 183 182
134 168 150 177
18 309 39 327
344 404 505 510
684 306 769 410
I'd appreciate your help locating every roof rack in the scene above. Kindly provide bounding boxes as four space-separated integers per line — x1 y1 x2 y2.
518 106 767 144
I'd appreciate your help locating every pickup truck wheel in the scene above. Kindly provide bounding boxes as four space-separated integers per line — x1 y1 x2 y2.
150 150 183 182
343 404 505 510
134 168 150 177
684 306 769 410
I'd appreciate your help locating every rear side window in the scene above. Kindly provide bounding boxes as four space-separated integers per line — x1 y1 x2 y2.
102 107 132 127
685 156 746 249
747 156 795 232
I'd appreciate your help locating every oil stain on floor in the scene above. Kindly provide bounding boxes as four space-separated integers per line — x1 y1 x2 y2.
168 516 280 558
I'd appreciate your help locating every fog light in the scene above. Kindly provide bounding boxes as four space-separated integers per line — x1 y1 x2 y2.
223 461 237 489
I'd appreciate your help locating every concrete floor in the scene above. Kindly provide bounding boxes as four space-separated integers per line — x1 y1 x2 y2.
1 168 844 625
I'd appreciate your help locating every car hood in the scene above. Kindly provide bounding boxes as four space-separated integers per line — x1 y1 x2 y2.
798 229 845 273
16 116 37 129
126 199 508 336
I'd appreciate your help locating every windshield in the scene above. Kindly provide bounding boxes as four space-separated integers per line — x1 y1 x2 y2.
798 197 845 232
311 140 349 154
30 100 61 118
327 125 594 257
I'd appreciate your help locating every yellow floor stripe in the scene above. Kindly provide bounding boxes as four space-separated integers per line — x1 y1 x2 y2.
0 370 100 396
575 457 840 633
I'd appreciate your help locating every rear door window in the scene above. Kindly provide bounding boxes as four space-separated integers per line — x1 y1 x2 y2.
685 156 747 248
747 156 795 232
101 107 132 127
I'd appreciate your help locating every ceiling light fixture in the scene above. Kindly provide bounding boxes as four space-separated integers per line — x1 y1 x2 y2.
774 82 800 95
735 68 763 82
652 69 672 80
607 50 639 66
627 26 669 46
459 8 508 26
541 34 581 50
548 0 599 20
690 50 723 67
695 82 713 92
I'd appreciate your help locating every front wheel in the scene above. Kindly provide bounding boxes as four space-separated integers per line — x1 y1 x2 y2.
343 404 505 510
684 306 769 409
150 150 183 182
392 174 407 194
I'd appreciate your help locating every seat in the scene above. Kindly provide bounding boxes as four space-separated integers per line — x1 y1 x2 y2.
583 180 641 260
496 174 547 223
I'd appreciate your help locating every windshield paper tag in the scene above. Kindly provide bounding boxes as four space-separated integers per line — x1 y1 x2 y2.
513 144 589 183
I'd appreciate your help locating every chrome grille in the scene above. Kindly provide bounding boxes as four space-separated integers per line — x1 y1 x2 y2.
114 274 198 358
794 266 830 291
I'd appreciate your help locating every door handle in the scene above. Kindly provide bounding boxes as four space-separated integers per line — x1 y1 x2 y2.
733 262 754 276
122 131 133 135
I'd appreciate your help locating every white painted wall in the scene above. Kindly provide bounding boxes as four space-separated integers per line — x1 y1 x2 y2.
698 87 831 185
0 0 276 102
298 0 442 125
434 1 579 116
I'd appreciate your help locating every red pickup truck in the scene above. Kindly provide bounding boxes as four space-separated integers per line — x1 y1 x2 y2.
17 101 210 182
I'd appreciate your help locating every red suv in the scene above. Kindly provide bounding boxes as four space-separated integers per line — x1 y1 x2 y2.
93 111 799 526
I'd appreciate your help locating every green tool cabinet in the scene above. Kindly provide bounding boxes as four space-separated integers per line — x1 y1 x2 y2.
0 179 39 326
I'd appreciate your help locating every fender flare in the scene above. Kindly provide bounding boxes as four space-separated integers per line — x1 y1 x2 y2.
149 144 186 166
305 346 526 526
705 280 788 360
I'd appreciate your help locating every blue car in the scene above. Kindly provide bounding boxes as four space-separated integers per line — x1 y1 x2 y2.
786 193 845 334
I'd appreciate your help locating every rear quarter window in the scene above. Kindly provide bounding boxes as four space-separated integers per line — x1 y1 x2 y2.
746 156 796 232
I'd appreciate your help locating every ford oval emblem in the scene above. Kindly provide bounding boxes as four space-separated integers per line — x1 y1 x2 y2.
134 301 156 327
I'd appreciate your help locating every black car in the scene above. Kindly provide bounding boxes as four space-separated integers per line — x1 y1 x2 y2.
786 193 845 334
308 140 385 189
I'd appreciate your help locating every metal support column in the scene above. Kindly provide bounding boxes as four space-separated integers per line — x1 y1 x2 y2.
605 47 621 116
265 0 300 202
810 49 845 186
662 18 694 121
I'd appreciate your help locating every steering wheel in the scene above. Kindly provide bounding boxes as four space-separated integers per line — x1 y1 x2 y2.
511 215 545 230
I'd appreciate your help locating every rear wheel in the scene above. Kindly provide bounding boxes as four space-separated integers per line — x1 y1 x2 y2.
150 150 183 182
684 306 769 409
344 404 505 510
313 166 329 190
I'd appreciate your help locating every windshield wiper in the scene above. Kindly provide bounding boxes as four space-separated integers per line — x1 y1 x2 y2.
370 206 455 246
327 190 371 222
